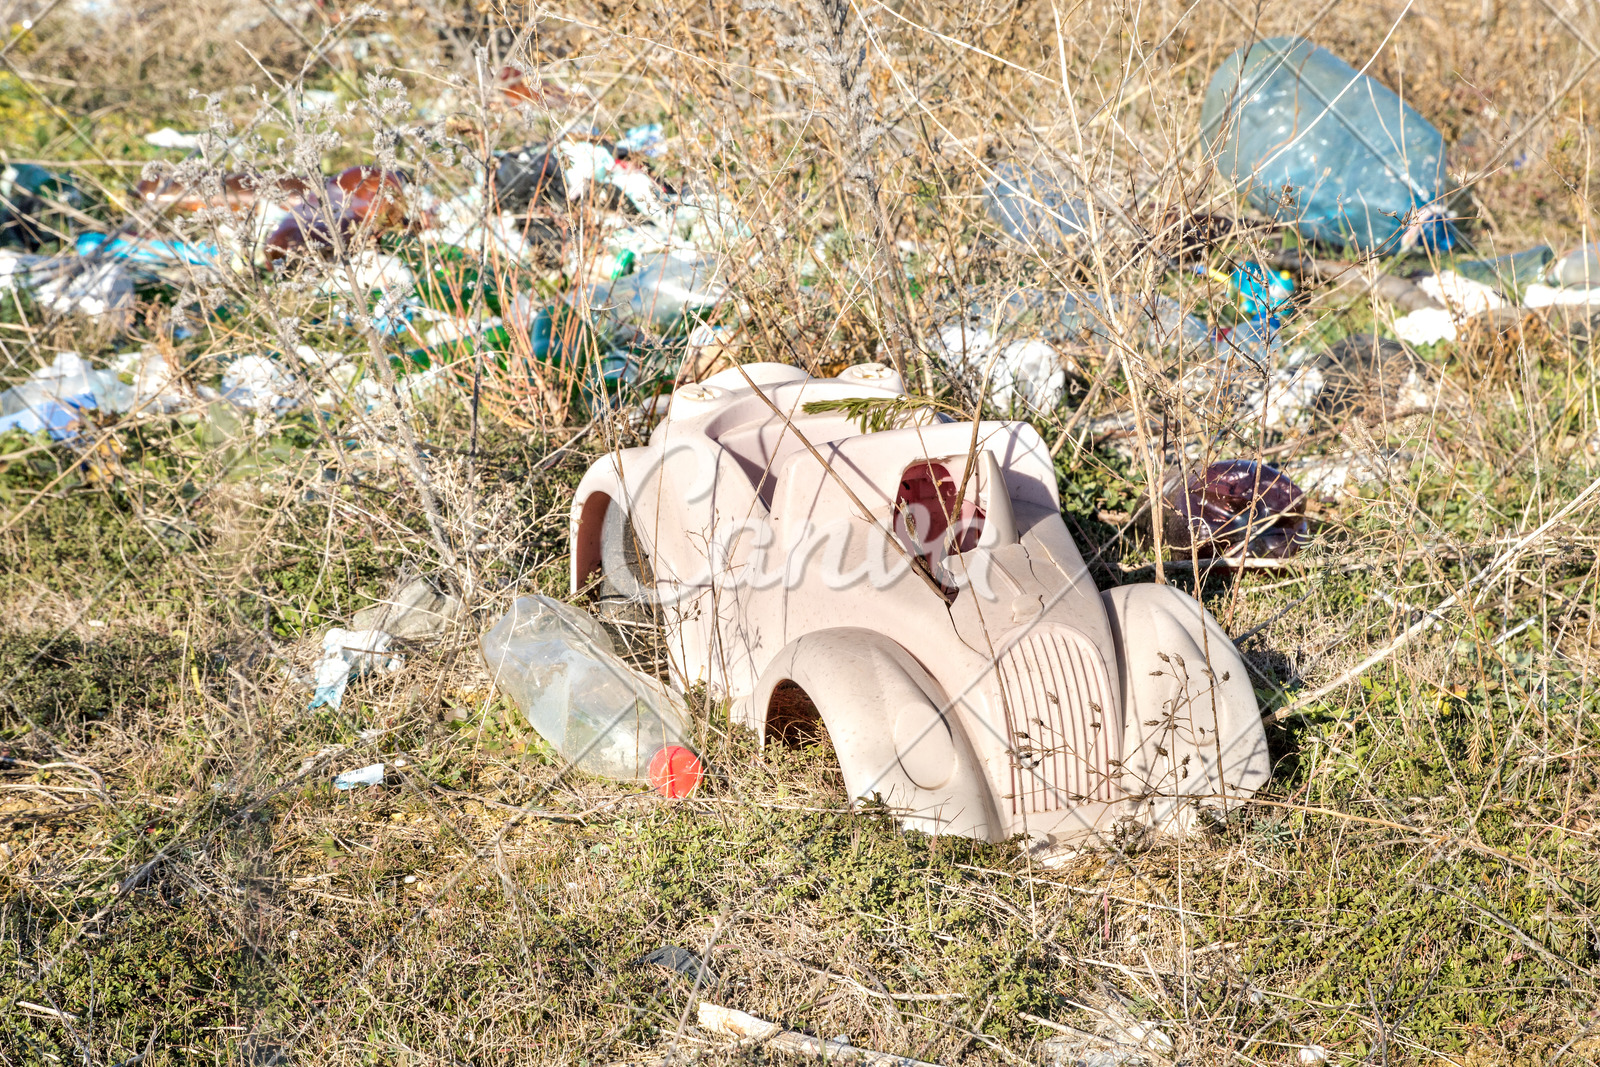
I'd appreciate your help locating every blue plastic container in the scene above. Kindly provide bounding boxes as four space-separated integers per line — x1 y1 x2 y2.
1201 37 1454 253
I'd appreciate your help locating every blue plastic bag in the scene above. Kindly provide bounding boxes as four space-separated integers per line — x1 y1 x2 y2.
76 231 219 267
1201 37 1455 254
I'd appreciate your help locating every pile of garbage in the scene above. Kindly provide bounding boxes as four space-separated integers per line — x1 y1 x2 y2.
941 34 1600 564
8 34 1598 571
0 120 741 445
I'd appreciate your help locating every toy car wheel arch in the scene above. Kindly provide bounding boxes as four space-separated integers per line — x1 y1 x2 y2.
751 628 1004 841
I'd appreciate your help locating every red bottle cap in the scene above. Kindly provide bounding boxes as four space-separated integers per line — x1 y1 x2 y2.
649 745 704 799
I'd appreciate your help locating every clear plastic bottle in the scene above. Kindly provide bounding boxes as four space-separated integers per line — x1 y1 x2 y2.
983 162 1092 249
1201 37 1453 253
479 596 689 780
583 249 725 332
1454 246 1554 290
1551 244 1600 288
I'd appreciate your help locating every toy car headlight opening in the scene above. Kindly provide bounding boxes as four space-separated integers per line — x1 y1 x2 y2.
893 460 987 558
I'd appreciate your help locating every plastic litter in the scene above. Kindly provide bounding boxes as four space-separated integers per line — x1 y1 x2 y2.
423 187 557 264
0 250 136 324
144 127 204 150
494 146 567 212
0 163 84 250
351 577 463 639
1551 244 1600 288
36 258 135 322
1454 246 1554 289
1202 37 1454 252
641 945 716 985
0 350 135 439
1118 1022 1174 1056
648 744 704 798
308 628 404 711
133 171 316 217
984 162 1092 249
573 363 1272 843
580 249 726 332
76 231 219 269
333 763 385 790
1392 305 1458 346
932 323 1069 412
1524 282 1600 309
558 139 668 218
1216 313 1288 364
503 297 600 375
616 123 667 158
479 595 691 780
1297 1047 1329 1066
1237 350 1325 433
264 166 409 264
1417 271 1504 317
696 1001 943 1067
1392 270 1507 344
950 289 1210 373
1040 1041 1145 1067
1163 460 1309 562
1223 261 1294 317
222 355 302 418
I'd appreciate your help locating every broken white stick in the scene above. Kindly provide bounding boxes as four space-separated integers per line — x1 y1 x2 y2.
697 1001 946 1067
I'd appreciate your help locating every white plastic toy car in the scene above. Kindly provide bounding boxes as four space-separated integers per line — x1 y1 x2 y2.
570 362 1271 846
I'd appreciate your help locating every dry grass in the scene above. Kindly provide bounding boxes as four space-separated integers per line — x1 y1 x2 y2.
3 0 1600 1064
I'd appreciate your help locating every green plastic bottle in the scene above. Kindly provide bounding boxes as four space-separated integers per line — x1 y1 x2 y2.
405 242 504 317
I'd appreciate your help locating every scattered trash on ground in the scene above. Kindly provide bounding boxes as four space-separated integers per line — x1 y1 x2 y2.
309 629 404 711
640 945 717 986
1455 245 1553 289
1391 269 1509 344
1392 305 1460 346
264 165 411 264
1268 247 1441 312
0 350 129 439
697 1001 943 1067
351 576 463 639
0 163 84 250
579 248 726 333
1224 261 1295 317
1040 1040 1148 1067
1163 460 1309 562
0 349 187 439
1549 243 1600 288
0 249 135 324
1203 36 1453 252
984 161 1093 250
1311 333 1433 424
647 744 704 799
332 763 386 790
144 127 205 150
479 595 691 781
932 322 1071 413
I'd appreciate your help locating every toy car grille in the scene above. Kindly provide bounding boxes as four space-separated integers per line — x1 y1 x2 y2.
994 628 1119 813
